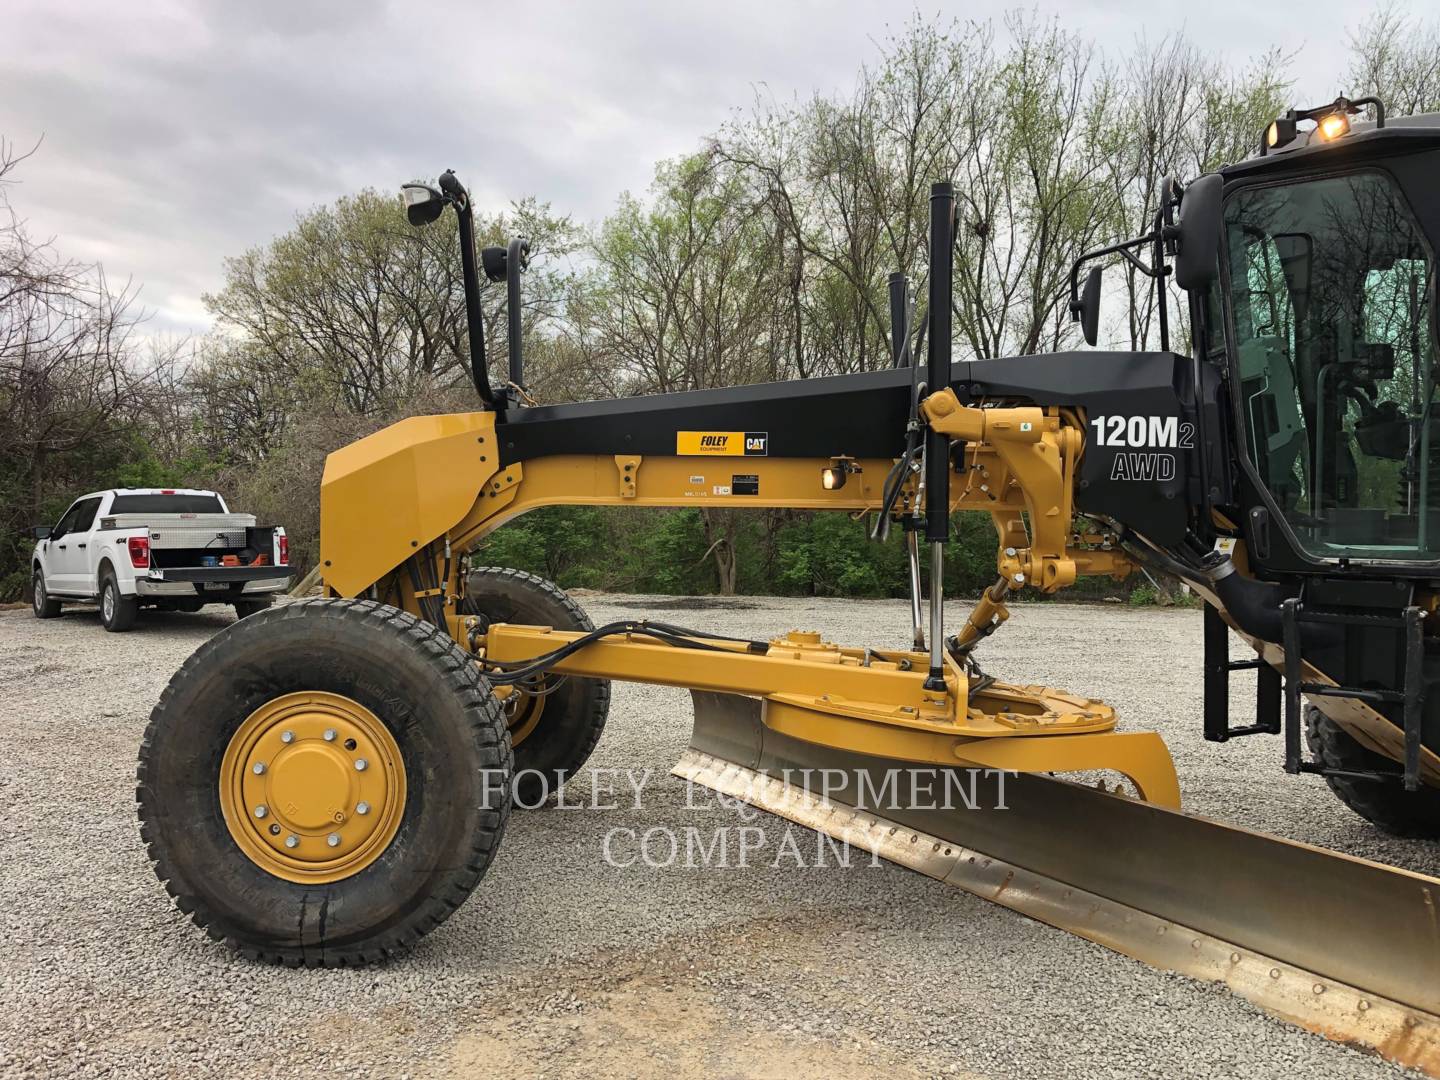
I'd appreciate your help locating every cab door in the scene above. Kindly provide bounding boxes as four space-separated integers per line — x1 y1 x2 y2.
1222 170 1438 567
47 497 102 594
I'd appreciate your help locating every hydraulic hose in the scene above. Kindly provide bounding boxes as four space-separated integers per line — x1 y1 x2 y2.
1118 531 1337 649
479 620 771 686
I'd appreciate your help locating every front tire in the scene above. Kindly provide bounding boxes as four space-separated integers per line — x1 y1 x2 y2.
32 569 61 618
137 599 512 966
461 567 610 806
99 570 138 632
1306 704 1440 839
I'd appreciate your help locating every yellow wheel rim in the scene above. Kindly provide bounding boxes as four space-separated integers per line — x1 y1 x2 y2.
219 691 406 884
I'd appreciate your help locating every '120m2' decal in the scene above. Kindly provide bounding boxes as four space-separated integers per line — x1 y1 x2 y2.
1089 415 1191 483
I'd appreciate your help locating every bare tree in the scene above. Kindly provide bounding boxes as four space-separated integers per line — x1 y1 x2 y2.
1099 37 1289 350
1348 3 1440 116
0 138 157 592
575 152 783 590
202 190 579 420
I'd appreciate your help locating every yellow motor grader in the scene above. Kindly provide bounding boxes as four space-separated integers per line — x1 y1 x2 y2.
139 98 1439 1070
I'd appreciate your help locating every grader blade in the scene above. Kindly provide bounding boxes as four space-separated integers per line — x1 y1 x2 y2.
680 691 1440 1075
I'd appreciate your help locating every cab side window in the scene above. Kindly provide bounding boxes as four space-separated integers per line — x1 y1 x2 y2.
51 502 83 540
70 497 102 533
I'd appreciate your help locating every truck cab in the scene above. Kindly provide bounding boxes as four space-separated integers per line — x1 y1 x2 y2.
31 488 290 631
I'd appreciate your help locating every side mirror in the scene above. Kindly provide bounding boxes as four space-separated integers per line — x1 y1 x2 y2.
401 183 447 227
1079 266 1102 346
31 525 51 540
1174 173 1223 291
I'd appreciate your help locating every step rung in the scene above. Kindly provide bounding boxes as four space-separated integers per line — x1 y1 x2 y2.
1298 683 1403 705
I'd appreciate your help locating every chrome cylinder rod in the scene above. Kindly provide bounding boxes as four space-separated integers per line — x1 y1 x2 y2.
907 529 926 650
927 541 945 684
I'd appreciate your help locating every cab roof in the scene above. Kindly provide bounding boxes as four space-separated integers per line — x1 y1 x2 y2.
1222 112 1440 181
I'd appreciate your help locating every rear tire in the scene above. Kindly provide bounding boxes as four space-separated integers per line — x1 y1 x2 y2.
137 599 512 966
99 570 138 632
32 569 61 618
461 567 610 806
233 597 274 619
1305 704 1440 839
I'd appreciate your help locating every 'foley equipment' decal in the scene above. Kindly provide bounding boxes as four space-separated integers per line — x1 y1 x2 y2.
676 431 768 456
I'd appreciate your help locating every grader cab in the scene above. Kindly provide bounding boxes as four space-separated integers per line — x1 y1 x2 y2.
139 97 1440 1069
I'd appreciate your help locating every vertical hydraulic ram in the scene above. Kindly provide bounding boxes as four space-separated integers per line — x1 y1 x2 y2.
924 182 956 691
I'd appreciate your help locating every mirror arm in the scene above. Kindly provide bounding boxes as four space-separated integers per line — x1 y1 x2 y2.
453 196 498 412
505 237 529 399
1117 246 1155 276
1068 231 1160 318
1151 206 1171 354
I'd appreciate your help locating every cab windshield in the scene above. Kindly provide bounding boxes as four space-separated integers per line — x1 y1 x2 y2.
1224 171 1438 561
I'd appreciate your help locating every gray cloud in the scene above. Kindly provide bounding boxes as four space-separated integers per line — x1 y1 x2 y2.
3 0 1357 335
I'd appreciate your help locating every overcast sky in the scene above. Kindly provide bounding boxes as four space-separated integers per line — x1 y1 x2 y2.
3 0 1373 337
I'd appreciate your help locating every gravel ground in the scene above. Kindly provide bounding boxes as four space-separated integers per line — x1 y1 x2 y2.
0 594 1435 1079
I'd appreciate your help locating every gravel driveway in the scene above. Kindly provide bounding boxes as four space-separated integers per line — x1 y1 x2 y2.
0 594 1434 1079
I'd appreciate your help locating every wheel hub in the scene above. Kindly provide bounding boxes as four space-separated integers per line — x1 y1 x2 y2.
494 683 545 747
219 691 406 883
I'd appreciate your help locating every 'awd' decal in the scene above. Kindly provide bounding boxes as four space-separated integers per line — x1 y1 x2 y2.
1109 453 1176 481
677 431 768 456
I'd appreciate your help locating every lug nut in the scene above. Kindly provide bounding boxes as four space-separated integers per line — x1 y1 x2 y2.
253 805 268 819
355 758 368 772
323 728 336 742
327 833 341 848
268 823 281 835
252 762 266 775
284 835 299 849
356 801 370 815
281 730 294 743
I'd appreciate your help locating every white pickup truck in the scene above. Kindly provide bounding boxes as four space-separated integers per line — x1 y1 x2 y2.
30 488 290 632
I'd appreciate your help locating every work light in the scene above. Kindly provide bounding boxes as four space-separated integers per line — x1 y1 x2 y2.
1317 112 1350 140
821 459 858 490
1265 116 1297 150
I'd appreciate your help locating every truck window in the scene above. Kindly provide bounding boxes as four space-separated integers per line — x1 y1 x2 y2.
70 497 103 532
52 501 85 538
109 493 224 514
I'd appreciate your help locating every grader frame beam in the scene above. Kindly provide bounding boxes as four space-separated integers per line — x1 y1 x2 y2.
318 405 1130 623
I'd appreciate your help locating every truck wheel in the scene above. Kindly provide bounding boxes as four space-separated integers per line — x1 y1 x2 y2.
1306 705 1440 839
99 569 138 632
137 599 512 966
234 597 274 620
461 567 610 806
32 569 62 618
